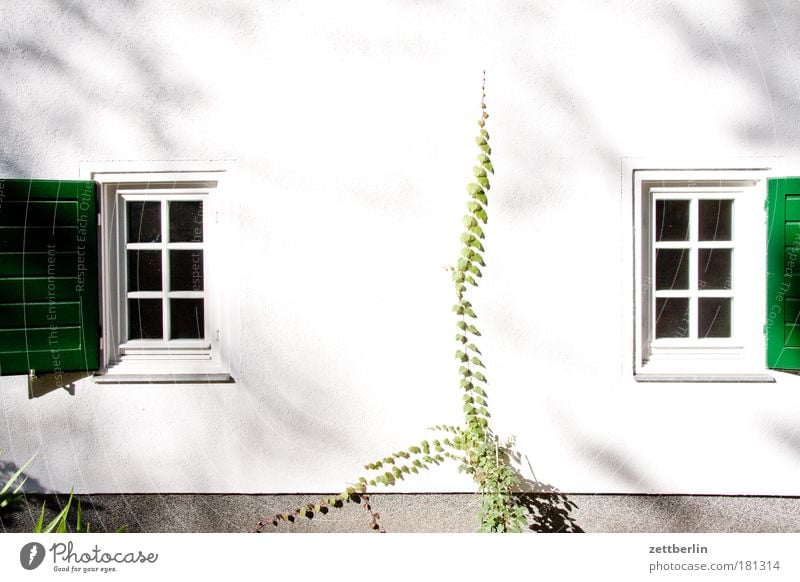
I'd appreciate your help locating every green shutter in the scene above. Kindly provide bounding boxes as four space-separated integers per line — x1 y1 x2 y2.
0 179 99 376
766 177 800 368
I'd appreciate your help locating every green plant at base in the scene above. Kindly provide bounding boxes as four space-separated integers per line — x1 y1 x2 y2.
34 490 81 533
257 73 527 533
33 490 127 533
1 453 35 518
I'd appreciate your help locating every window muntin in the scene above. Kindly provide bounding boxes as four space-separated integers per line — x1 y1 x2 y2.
651 191 735 343
123 195 206 346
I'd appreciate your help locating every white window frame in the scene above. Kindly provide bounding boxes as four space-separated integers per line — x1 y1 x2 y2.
624 162 774 381
80 161 237 382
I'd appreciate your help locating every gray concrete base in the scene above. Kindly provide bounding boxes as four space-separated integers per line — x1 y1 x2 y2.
3 493 800 533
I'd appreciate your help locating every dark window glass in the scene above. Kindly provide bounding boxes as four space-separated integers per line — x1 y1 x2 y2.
128 299 163 339
655 298 690 338
655 200 689 242
698 298 731 338
127 250 162 291
699 200 733 241
127 201 161 243
170 250 203 291
170 299 204 339
656 248 689 290
169 201 203 242
698 249 732 290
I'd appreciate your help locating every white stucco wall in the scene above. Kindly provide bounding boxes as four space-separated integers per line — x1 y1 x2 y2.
2 0 800 495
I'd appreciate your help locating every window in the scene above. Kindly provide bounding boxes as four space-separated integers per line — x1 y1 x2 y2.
630 167 770 380
0 167 236 384
84 163 235 382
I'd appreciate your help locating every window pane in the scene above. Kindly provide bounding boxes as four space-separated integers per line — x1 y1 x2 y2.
127 201 161 243
699 200 732 241
170 299 204 339
656 249 689 290
128 299 163 340
169 201 203 242
655 200 689 241
698 297 731 338
127 250 162 291
698 249 732 290
170 250 203 291
655 297 689 338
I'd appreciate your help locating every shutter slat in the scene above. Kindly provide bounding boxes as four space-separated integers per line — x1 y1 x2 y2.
0 227 81 252
0 179 98 375
0 252 79 276
0 201 78 226
0 302 81 327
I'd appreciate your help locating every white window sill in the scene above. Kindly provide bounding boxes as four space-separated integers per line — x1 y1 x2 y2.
634 373 775 383
93 373 233 384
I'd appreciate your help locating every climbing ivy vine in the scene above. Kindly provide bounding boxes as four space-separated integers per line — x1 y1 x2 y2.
256 74 527 533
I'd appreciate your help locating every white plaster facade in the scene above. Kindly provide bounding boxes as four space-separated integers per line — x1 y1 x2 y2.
2 0 800 496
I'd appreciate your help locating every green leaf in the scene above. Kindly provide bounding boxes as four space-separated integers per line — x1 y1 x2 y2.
471 356 484 367
453 303 464 314
41 490 73 534
478 118 485 128
467 343 481 354
482 111 488 120
408 446 421 454
457 257 469 271
468 264 482 277
468 238 484 252
467 325 481 335
456 321 467 330
475 209 488 223
469 225 485 239
452 271 465 283
480 129 489 139
479 143 491 155
455 350 468 362
459 366 471 377
473 371 486 382
460 232 474 244
465 275 478 287
462 215 478 228
473 166 487 178
474 192 488 205
475 136 487 147
456 333 467 343
467 183 484 196
34 502 46 533
477 175 490 188
0 454 35 497
483 161 494 174
76 501 83 533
